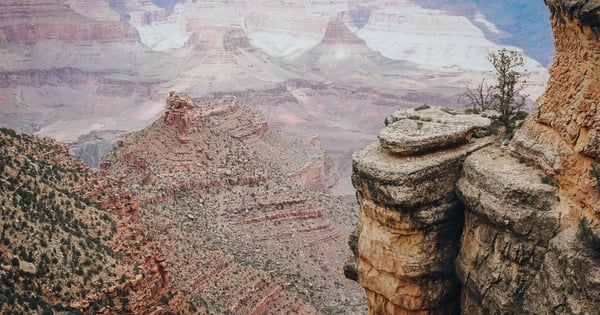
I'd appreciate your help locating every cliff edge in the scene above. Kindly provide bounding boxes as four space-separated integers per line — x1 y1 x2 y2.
347 1 600 314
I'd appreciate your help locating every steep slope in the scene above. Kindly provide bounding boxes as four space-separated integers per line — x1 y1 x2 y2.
0 128 187 314
100 93 364 313
347 1 600 314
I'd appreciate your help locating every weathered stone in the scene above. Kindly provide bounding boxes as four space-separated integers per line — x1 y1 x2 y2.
379 107 490 155
352 139 490 209
523 229 600 314
350 1 600 314
350 126 490 314
456 146 561 314
19 260 36 274
511 0 600 214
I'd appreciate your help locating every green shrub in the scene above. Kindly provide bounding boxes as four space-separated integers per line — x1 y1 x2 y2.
541 175 558 187
577 217 600 254
591 159 600 191
0 127 17 137
464 108 480 114
414 104 431 111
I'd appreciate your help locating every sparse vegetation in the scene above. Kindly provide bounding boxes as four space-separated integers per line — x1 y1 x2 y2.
541 175 558 187
590 159 600 190
577 217 600 255
0 128 164 314
462 49 529 138
414 104 431 111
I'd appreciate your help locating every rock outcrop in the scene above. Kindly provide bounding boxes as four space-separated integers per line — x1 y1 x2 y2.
348 1 600 314
511 0 600 214
457 1 600 311
101 93 365 313
350 107 490 314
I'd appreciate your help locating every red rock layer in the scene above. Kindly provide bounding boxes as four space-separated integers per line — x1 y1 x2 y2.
0 0 139 43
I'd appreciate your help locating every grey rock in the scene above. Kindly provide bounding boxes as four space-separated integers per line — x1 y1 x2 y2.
378 107 490 155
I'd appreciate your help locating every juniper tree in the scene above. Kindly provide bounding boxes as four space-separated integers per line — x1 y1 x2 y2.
462 49 528 137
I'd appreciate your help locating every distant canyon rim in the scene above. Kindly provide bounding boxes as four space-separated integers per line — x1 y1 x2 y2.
0 0 553 194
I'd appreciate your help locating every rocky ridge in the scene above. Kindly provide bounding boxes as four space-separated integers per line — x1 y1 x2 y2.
347 1 600 314
0 128 187 314
101 93 364 313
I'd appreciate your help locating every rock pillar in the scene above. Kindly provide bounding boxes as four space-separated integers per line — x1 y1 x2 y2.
349 107 490 314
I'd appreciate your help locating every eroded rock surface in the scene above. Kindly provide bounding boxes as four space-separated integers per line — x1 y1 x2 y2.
348 1 600 314
101 93 364 314
350 110 490 314
380 107 490 155
511 0 600 214
455 1 600 313
456 146 561 314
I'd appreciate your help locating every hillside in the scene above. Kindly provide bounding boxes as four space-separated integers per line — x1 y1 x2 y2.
0 128 187 314
100 93 365 313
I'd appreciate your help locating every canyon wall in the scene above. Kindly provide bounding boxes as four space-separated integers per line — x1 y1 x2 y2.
348 1 600 314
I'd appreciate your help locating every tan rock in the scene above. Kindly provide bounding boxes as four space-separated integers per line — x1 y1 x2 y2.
351 125 490 314
19 260 36 274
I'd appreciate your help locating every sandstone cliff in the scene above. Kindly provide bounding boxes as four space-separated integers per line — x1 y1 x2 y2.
347 1 600 314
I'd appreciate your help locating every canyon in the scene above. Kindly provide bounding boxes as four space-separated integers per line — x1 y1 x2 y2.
0 0 552 191
4 1 593 314
347 0 600 314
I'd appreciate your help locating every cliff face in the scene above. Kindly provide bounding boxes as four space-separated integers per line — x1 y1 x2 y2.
457 1 600 313
511 0 600 213
349 107 490 314
348 1 600 314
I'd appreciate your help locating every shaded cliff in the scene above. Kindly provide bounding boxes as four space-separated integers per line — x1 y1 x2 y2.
347 1 600 314
0 128 187 314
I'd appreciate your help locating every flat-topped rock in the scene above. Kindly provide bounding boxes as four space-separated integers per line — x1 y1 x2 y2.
379 107 490 155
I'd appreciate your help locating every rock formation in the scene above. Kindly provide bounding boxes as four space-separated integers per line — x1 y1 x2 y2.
164 91 201 134
347 1 600 314
0 0 551 182
462 1 600 313
101 93 365 313
349 107 490 314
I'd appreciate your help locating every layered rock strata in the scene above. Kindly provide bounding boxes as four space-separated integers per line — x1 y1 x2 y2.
350 1 600 314
510 0 600 214
101 94 365 313
0 128 187 314
455 146 561 314
456 1 600 313
350 107 490 314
